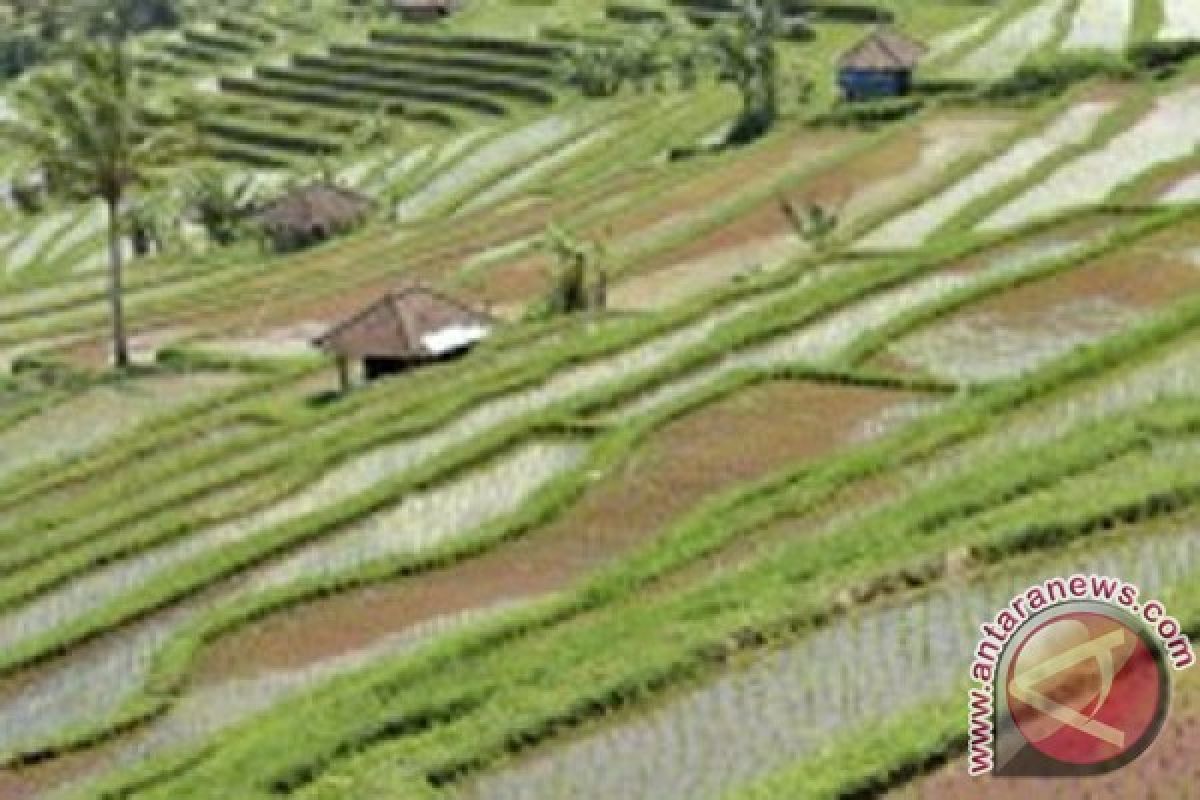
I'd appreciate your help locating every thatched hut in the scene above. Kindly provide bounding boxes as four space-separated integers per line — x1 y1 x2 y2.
837 28 927 101
256 183 372 253
391 0 463 21
314 285 495 389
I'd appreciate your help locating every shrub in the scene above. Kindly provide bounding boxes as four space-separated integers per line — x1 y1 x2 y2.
981 53 1136 101
808 97 924 129
1127 39 1200 74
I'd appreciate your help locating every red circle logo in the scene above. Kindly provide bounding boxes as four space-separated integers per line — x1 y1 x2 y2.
1005 610 1167 768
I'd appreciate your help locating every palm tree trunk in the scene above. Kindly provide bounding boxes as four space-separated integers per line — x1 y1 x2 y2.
106 196 129 368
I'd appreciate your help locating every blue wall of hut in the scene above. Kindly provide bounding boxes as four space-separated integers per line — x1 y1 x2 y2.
838 68 911 101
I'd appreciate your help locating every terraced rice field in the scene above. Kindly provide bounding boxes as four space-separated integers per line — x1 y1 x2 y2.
0 371 245 482
926 16 993 65
464 507 1200 800
1160 0 1200 41
860 100 1118 249
1062 0 1134 52
982 87 1200 231
604 111 1015 308
193 379 931 676
8 1 1200 799
882 220 1200 382
950 0 1069 81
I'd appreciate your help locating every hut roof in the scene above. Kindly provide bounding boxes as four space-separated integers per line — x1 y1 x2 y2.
838 28 927 71
314 285 495 361
256 183 372 236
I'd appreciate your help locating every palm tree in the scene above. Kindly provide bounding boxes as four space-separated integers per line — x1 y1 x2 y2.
0 36 197 367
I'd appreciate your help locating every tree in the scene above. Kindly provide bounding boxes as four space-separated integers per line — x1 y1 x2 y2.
0 37 198 367
709 0 784 143
187 167 258 248
559 43 624 97
559 25 680 98
0 0 183 78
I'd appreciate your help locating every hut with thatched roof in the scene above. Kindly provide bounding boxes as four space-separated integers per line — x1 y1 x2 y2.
314 285 495 389
837 28 927 101
256 183 372 253
391 0 463 21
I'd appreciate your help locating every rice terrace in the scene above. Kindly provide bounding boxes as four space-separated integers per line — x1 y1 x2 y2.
5 0 1200 797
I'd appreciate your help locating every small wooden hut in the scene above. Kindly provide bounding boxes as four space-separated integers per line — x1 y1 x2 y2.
837 28 927 102
391 0 463 21
256 183 372 253
314 285 495 389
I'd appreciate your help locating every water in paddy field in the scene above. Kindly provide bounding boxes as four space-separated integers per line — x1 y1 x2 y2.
892 334 1200 493
43 603 523 799
859 102 1115 250
1160 0 1200 40
1062 0 1134 52
236 440 587 591
0 373 245 483
890 296 1144 385
0 440 582 757
619 238 1084 420
395 117 578 221
460 521 1200 800
0 607 195 755
981 87 1200 232
951 0 1069 81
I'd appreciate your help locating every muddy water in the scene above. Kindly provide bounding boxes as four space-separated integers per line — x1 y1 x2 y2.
838 116 1015 228
196 379 936 689
1161 170 1200 204
885 217 1200 380
461 519 1200 800
609 234 799 312
0 280 814 761
892 296 1142 384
